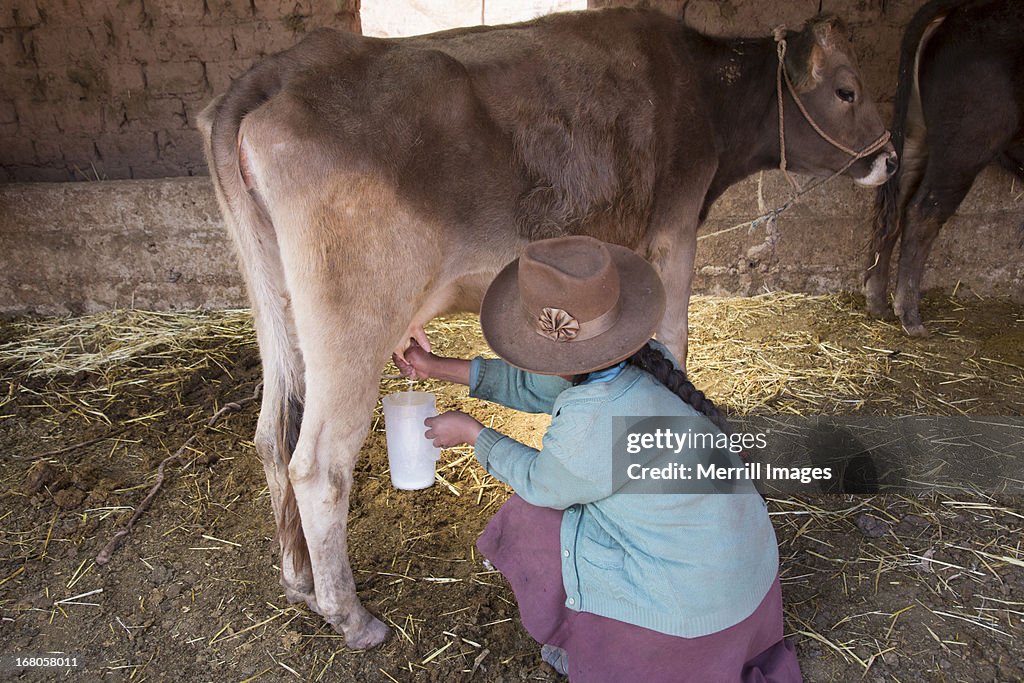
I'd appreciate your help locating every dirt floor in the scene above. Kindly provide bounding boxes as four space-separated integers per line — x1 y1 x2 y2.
1 292 1022 682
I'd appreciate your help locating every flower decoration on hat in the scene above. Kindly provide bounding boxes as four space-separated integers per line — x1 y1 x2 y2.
537 307 580 342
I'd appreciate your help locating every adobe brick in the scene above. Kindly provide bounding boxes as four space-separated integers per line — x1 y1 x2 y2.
205 58 254 94
157 128 203 167
53 98 105 133
34 1 85 26
232 21 307 58
308 6 360 32
108 95 188 132
144 61 208 97
1 65 41 101
0 135 37 163
0 99 16 124
58 134 99 164
198 26 239 61
0 0 42 29
93 160 133 180
33 138 62 163
79 0 145 27
125 28 158 62
11 165 75 182
63 61 113 99
108 63 146 94
95 130 158 165
34 25 94 65
252 0 315 21
205 0 260 22
0 29 29 67
132 158 205 179
67 163 107 181
138 2 206 28
128 25 230 63
13 98 60 134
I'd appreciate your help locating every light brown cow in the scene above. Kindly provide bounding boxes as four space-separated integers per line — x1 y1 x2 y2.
197 8 894 648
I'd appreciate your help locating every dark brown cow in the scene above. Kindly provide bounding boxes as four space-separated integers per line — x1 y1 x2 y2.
866 0 1024 336
197 8 893 648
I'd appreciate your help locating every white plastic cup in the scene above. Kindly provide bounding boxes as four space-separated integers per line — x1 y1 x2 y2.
382 391 441 490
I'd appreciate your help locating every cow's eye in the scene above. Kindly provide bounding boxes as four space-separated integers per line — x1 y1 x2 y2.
836 88 856 103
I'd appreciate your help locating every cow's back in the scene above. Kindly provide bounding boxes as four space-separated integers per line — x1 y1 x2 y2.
918 0 1024 111
238 9 708 249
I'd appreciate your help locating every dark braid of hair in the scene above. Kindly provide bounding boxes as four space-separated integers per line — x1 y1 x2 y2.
628 342 731 435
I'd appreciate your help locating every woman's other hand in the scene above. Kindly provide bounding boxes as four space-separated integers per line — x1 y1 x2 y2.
425 411 485 448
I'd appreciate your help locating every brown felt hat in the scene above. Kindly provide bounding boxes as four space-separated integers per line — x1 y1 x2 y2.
480 236 666 375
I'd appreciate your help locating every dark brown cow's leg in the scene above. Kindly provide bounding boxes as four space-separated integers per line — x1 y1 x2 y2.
892 101 1019 336
893 172 980 336
864 240 897 320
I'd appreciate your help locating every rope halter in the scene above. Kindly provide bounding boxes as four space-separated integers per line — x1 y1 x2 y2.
698 28 894 245
772 26 891 191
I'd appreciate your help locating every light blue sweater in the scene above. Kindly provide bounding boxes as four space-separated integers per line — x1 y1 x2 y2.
470 348 779 638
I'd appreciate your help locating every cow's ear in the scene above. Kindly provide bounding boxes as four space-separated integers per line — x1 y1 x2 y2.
788 15 848 93
784 28 824 93
806 42 827 90
812 17 841 52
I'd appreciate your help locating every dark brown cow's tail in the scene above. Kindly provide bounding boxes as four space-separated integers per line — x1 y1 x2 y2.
197 59 310 577
869 0 964 266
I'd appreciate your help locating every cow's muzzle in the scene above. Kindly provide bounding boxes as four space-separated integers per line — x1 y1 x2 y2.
854 150 898 187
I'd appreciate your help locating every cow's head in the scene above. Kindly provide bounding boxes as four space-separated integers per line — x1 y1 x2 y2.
780 16 896 187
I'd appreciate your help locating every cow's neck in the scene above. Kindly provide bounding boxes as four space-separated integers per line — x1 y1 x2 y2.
697 35 784 219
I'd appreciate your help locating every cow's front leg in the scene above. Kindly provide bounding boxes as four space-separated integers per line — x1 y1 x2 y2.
651 227 698 369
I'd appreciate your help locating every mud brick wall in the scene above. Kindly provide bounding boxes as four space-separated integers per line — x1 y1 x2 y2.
590 0 929 122
0 0 944 183
0 0 360 182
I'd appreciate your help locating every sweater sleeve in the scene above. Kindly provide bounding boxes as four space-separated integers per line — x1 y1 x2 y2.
473 407 611 509
469 357 571 415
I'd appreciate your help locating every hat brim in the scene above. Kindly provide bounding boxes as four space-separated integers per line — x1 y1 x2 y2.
479 243 666 375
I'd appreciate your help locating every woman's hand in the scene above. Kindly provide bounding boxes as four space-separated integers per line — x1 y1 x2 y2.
393 339 436 380
394 339 473 386
424 411 485 448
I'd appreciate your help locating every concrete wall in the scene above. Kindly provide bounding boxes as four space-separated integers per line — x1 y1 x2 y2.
0 0 360 182
2 170 1020 316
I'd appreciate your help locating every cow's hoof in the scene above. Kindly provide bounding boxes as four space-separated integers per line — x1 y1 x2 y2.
329 613 391 650
866 302 897 321
901 321 930 338
284 586 321 613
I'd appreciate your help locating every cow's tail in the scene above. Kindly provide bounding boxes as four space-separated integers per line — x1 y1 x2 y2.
197 60 309 576
869 0 963 265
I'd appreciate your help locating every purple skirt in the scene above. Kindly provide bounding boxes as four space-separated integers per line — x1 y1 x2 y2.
477 495 803 683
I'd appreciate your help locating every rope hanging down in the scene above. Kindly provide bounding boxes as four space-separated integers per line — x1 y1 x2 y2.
699 28 891 242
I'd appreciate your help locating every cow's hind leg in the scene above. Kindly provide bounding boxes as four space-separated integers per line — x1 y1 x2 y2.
287 353 393 648
893 166 982 337
197 99 314 605
893 133 1016 336
269 185 441 648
